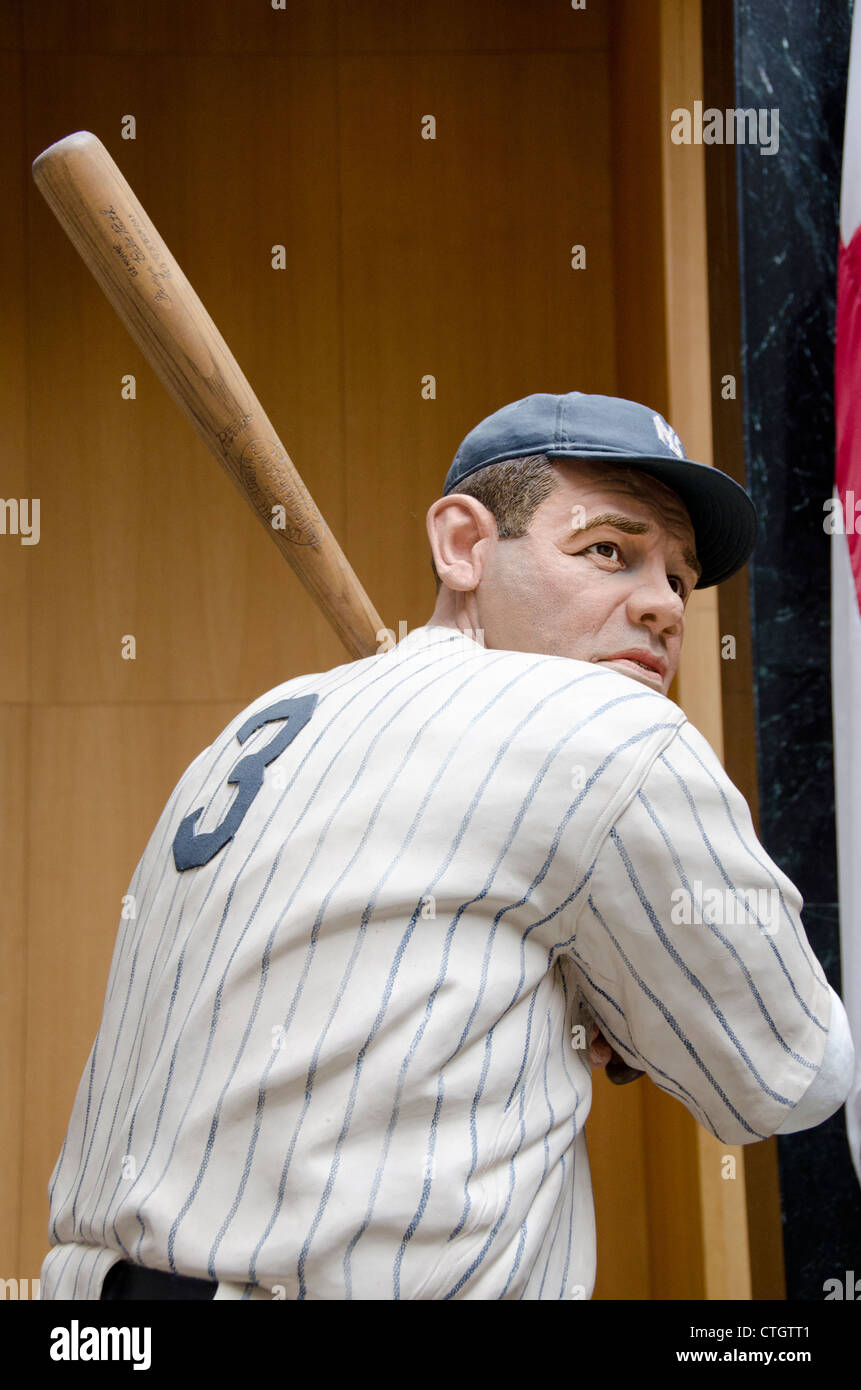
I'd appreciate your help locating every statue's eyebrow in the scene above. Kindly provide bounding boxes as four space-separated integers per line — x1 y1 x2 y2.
564 512 702 581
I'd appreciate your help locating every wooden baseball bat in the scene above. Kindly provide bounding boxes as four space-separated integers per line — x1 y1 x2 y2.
31 130 384 660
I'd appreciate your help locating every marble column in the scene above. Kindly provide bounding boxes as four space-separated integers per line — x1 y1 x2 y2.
734 0 861 1298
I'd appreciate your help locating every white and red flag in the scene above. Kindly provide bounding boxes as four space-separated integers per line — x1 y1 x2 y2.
833 0 861 1188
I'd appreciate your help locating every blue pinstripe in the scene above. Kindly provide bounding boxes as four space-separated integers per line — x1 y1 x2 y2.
637 788 821 1067
323 658 548 1295
567 947 713 1129
53 674 335 1243
671 735 828 995
244 646 486 1283
73 654 440 1260
610 826 812 1104
130 648 464 1269
385 683 643 1292
41 627 833 1302
585 894 766 1138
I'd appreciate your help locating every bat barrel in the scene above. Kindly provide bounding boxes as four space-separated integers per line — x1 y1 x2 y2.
32 131 384 660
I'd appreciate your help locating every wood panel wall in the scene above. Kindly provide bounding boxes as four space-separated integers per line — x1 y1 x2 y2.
0 0 769 1300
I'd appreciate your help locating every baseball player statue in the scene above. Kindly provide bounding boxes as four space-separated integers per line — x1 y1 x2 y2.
41 392 855 1301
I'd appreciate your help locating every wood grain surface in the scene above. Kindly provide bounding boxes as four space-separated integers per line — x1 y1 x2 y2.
32 130 383 659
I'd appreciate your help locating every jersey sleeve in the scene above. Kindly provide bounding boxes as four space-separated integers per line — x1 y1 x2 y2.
567 719 839 1144
772 984 855 1133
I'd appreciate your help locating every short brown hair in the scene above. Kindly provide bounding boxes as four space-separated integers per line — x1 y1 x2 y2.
430 453 698 591
430 453 559 590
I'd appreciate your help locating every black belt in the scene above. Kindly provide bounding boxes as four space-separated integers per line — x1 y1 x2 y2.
100 1259 217 1301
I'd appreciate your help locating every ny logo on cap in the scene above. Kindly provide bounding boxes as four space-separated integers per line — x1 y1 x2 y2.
653 414 684 459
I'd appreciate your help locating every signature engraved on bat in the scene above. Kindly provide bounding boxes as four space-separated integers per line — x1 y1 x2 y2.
111 242 139 277
147 265 172 303
127 209 169 269
218 413 253 450
100 204 126 236
240 439 323 546
100 205 170 298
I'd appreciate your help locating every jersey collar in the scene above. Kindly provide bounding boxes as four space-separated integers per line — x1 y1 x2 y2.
387 623 487 656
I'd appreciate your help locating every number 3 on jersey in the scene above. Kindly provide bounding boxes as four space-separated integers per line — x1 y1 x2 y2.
172 694 318 871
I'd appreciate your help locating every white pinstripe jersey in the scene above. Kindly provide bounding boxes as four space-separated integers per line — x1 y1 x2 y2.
41 623 835 1300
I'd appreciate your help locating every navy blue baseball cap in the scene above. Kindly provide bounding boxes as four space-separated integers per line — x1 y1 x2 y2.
443 392 757 589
